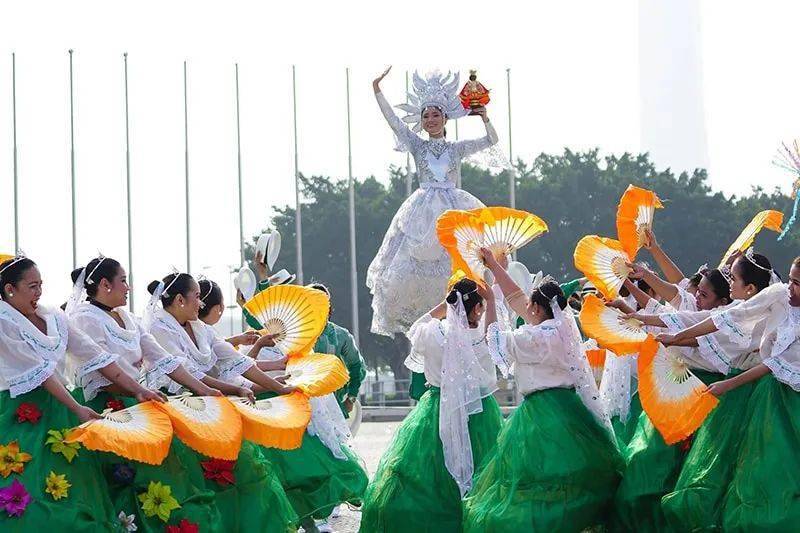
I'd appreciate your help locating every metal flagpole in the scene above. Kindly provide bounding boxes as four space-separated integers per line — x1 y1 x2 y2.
123 53 134 310
69 50 77 268
235 64 244 266
405 70 412 197
12 53 18 251
292 66 304 284
346 68 360 345
183 61 191 272
506 67 515 209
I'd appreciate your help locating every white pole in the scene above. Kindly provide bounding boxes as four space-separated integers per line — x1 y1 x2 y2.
346 68 360 345
292 66 304 284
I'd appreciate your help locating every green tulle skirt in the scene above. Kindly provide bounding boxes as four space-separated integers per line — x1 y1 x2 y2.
0 388 117 532
612 370 723 533
257 391 368 522
462 387 622 533
360 388 503 533
82 391 297 533
661 369 753 532
721 376 800 532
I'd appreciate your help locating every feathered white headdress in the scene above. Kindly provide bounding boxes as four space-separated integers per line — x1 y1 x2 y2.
395 70 468 133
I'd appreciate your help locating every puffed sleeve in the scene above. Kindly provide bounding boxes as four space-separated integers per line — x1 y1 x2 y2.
0 318 61 398
66 322 119 385
208 328 255 382
406 314 442 367
487 320 559 369
711 283 788 350
138 323 182 382
452 119 499 158
148 321 205 382
375 91 422 153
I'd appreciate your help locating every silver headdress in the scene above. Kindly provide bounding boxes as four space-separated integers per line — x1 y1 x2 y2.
65 254 106 316
394 70 468 133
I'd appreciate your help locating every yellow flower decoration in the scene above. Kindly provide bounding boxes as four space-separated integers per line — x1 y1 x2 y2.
0 440 32 478
45 429 81 463
138 481 181 522
45 471 71 500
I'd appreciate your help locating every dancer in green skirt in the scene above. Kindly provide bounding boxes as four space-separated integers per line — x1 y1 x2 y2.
610 269 730 531
655 250 778 531
360 276 504 533
0 255 163 532
462 250 622 532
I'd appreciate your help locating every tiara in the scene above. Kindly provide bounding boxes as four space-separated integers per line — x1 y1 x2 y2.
744 247 772 272
161 268 185 298
0 252 26 276
84 255 107 285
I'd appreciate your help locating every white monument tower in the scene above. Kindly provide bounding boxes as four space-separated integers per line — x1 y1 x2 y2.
639 0 709 173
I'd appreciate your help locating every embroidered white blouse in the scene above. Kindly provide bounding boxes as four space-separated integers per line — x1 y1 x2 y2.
0 301 117 398
68 302 181 401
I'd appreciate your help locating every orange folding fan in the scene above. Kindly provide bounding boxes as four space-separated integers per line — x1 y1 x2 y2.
616 185 663 260
637 336 719 445
155 396 243 460
718 210 784 268
285 352 350 397
574 236 632 300
229 392 312 450
243 284 330 357
66 401 173 465
585 348 607 386
437 207 548 283
578 294 648 355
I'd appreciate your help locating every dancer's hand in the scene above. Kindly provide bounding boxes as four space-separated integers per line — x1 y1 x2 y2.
229 331 260 346
473 106 489 122
255 250 269 281
135 388 167 404
626 262 650 280
656 333 678 346
480 247 499 270
373 66 392 92
643 228 659 251
255 333 280 349
237 387 256 403
706 380 733 398
75 406 103 424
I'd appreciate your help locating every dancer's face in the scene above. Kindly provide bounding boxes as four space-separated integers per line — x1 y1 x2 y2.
422 107 446 137
729 258 756 301
788 263 800 307
97 266 129 309
4 265 42 315
202 294 225 326
695 276 726 311
171 279 202 322
467 300 485 326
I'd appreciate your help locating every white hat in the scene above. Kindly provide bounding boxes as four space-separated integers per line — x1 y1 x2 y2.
507 261 533 296
268 269 296 286
234 266 257 301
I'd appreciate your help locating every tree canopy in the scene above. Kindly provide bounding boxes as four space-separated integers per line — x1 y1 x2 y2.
246 149 800 376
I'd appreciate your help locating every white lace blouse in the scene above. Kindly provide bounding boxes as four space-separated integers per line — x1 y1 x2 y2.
0 301 117 397
68 303 181 400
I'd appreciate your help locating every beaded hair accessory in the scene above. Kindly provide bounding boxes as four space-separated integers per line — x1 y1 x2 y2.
0 252 27 276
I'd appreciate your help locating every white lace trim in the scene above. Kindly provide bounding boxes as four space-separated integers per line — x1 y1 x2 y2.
76 351 119 379
712 311 752 348
662 312 731 374
307 394 351 460
764 356 800 391
8 358 57 398
487 322 511 378
216 355 255 382
80 373 113 402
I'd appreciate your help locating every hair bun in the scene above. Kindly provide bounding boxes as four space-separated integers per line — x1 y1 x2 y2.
146 280 161 295
70 267 85 284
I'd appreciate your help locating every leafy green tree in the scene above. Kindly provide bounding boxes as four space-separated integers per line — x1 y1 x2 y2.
246 150 800 380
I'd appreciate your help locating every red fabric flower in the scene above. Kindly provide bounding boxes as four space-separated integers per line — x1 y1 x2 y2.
200 458 236 486
105 399 126 412
15 403 41 424
165 519 199 533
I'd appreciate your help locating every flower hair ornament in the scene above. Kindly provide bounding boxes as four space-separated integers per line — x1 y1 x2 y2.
395 70 469 133
65 254 106 316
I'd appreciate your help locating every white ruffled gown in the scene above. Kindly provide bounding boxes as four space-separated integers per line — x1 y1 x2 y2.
367 91 499 337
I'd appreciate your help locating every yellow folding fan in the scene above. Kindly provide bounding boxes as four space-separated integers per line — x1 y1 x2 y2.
243 284 330 357
718 210 783 268
437 207 548 283
578 294 648 355
284 352 350 397
616 185 663 260
229 392 312 450
637 336 719 445
574 236 632 300
66 401 174 465
155 395 243 460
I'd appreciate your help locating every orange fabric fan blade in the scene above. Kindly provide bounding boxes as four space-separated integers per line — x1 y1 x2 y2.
586 348 607 385
66 401 173 465
436 209 485 282
229 392 312 450
719 210 784 268
285 352 350 397
637 336 719 445
578 294 647 354
616 185 663 260
154 396 243 460
243 285 330 357
574 236 632 300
